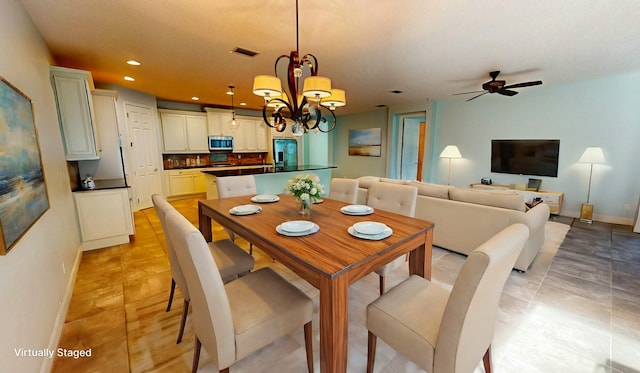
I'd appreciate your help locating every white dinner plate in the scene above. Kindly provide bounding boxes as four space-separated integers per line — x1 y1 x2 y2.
276 223 320 236
348 226 393 240
280 220 315 233
353 221 388 235
251 194 280 203
229 204 262 215
312 199 323 204
340 205 374 215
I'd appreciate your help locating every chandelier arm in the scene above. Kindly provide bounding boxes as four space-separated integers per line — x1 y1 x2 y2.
316 106 336 133
300 54 319 76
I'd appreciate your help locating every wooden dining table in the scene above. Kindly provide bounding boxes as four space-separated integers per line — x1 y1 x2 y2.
198 195 434 373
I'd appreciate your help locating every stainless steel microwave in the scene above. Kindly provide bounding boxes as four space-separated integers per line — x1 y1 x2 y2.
208 136 234 151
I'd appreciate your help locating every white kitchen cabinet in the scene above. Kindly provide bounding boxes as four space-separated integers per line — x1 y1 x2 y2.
74 188 134 251
50 66 101 160
205 107 233 136
166 169 206 196
159 110 208 153
233 117 270 153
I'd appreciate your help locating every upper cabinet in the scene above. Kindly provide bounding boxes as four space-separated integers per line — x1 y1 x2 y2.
50 66 101 160
205 108 270 153
159 110 208 153
91 89 124 180
205 107 233 136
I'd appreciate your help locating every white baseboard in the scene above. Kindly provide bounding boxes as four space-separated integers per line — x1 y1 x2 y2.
40 246 83 373
562 209 633 226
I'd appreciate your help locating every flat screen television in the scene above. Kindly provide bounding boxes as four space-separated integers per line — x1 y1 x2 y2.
491 139 560 177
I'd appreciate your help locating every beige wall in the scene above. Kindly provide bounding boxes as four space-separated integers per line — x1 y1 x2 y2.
0 1 82 371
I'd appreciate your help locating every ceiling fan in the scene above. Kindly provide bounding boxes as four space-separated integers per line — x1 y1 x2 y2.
453 71 542 101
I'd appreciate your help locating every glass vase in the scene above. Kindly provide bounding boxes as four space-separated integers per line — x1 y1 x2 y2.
297 198 312 215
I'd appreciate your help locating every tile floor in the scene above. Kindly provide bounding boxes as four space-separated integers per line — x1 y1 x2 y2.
52 197 640 372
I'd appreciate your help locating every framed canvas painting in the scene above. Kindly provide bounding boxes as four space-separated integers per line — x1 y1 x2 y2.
348 128 382 157
0 77 50 255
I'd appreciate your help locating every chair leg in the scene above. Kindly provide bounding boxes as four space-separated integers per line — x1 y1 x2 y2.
177 299 189 344
379 275 385 295
166 278 176 312
303 321 313 373
219 369 229 373
249 243 253 256
367 331 377 373
192 337 201 373
483 345 492 373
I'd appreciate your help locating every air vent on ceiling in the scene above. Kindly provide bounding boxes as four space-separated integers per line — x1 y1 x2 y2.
232 47 259 57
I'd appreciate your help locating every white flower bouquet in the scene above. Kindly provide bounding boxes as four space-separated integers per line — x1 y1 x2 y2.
285 173 325 202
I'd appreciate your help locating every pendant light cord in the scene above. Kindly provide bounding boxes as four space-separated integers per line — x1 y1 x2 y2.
295 0 299 54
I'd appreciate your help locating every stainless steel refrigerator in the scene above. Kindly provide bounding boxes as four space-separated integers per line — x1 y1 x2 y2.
273 139 298 169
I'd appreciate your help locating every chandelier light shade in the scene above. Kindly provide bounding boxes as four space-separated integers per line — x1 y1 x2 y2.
321 89 346 110
439 145 462 185
578 146 605 223
252 0 345 136
252 75 282 99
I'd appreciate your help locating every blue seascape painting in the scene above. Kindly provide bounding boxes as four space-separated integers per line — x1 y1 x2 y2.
0 78 49 254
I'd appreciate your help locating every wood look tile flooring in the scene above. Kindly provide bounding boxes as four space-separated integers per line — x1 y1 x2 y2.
52 197 640 372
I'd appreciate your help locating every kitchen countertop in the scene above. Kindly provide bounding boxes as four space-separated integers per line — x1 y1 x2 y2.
165 164 273 171
73 178 129 192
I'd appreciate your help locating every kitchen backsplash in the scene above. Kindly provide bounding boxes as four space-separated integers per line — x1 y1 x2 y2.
162 152 267 169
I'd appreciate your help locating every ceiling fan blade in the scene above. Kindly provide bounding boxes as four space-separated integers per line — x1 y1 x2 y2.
497 89 518 96
503 81 542 89
452 90 484 96
466 92 488 101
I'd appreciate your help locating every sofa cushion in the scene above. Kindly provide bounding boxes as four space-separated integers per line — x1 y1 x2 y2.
408 181 450 199
379 177 410 185
357 176 380 189
448 188 525 211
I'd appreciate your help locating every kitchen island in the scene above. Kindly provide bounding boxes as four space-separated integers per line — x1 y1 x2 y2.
202 165 336 199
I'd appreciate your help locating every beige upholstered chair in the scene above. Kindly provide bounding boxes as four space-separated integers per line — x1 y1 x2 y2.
328 177 359 204
366 223 530 373
216 175 258 254
152 194 254 344
366 182 418 294
164 209 314 373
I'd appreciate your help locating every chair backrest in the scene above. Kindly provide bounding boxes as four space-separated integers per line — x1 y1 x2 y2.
434 223 529 373
328 178 359 204
151 194 189 301
216 175 257 198
366 182 418 217
165 209 236 369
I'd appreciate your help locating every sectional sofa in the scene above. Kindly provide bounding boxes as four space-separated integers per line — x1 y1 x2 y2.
354 176 550 271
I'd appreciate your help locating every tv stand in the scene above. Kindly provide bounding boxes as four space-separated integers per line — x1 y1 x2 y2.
469 183 564 214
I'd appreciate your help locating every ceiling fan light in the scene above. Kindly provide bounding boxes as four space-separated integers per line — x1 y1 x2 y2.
320 89 346 110
253 75 282 97
302 76 331 98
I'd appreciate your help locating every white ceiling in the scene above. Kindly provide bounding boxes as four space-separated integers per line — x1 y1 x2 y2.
20 0 640 114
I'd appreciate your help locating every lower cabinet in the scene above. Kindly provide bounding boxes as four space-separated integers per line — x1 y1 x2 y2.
166 169 206 196
73 188 134 251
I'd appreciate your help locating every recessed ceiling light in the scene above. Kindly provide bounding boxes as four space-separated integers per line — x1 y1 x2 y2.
226 90 234 95
390 90 403 94
124 76 135 81
375 104 387 108
239 102 247 106
191 97 200 101
127 60 141 66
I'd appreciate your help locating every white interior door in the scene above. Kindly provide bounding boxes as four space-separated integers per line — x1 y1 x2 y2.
125 103 161 210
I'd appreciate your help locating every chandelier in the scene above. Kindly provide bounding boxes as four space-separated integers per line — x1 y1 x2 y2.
252 0 346 136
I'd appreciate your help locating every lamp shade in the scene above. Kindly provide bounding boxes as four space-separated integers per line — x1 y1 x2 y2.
320 89 346 109
439 145 462 159
578 147 605 164
253 75 282 97
302 76 332 98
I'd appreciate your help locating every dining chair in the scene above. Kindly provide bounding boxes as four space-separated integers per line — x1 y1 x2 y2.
164 209 314 373
216 175 258 255
366 182 418 294
151 194 254 344
328 177 359 204
366 223 529 373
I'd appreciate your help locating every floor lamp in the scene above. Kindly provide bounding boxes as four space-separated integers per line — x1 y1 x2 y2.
439 145 462 185
578 147 605 223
